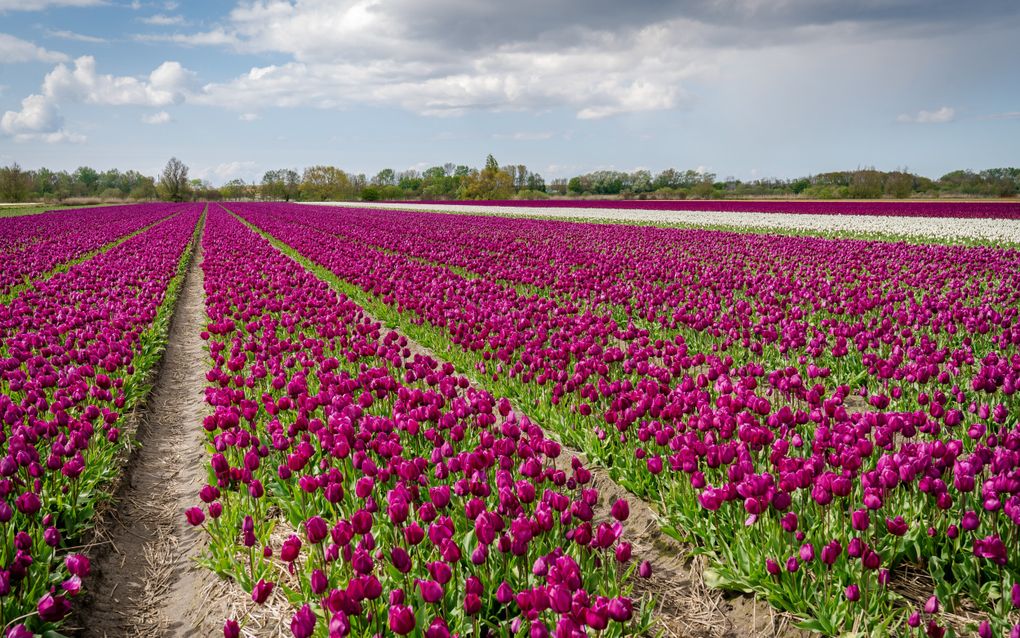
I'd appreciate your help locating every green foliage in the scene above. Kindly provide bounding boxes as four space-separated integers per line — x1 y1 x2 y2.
3 157 1019 203
157 157 191 202
260 168 300 201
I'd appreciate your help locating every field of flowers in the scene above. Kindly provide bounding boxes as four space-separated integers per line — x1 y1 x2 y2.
222 202 1020 636
192 206 652 638
0 204 183 299
393 199 1020 219
3 200 1019 637
0 204 203 635
326 201 1020 244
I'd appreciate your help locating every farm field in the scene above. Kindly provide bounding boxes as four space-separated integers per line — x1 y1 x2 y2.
312 201 1020 245
1 201 1018 638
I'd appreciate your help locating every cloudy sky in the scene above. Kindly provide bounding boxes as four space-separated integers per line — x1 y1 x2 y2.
0 0 1017 184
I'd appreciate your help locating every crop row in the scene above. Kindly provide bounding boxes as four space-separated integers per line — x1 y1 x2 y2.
0 205 203 635
230 202 1020 636
191 206 652 637
400 199 1020 220
327 202 1020 245
0 203 185 298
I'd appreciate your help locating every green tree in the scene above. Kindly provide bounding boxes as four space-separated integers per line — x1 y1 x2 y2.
459 155 514 199
301 165 353 200
884 172 914 198
261 169 300 201
848 169 883 199
0 163 32 202
157 157 190 202
372 168 396 187
72 166 100 195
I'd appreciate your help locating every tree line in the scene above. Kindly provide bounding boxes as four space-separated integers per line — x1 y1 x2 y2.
1 157 1017 203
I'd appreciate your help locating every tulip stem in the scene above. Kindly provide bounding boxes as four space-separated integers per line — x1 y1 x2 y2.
1 609 38 633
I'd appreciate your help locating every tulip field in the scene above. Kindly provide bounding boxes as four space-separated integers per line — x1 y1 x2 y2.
2 201 1020 637
0 204 203 635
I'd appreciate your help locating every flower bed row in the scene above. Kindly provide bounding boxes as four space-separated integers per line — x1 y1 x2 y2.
192 205 651 638
323 201 1020 244
0 204 204 635
231 202 1020 636
0 204 184 297
400 199 1020 220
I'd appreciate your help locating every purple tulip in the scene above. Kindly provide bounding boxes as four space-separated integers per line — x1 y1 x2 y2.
638 560 652 578
290 604 316 638
252 579 274 604
37 593 71 622
389 604 416 635
417 579 444 603
185 507 205 526
305 516 328 544
610 498 630 521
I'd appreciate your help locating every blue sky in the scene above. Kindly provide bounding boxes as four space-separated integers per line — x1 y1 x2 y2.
0 0 1018 185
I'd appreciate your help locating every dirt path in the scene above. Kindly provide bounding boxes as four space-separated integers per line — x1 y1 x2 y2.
74 241 225 637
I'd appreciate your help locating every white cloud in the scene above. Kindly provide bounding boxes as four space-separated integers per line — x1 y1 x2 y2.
129 0 141 8
897 106 955 124
44 29 107 43
1 94 61 133
158 4 714 119
194 161 257 183
140 13 186 25
982 111 1020 120
43 56 196 106
493 131 555 141
0 0 103 11
0 33 68 63
2 55 196 142
0 93 83 143
194 22 708 119
142 110 171 124
238 112 259 121
133 29 238 46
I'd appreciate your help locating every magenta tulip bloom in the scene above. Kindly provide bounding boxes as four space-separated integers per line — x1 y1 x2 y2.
185 507 205 526
290 604 315 638
252 579 274 604
389 604 416 635
610 499 630 522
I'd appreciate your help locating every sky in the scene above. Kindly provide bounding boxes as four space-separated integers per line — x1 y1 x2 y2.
0 0 1018 185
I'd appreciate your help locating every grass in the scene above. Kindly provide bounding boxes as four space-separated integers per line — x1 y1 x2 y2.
0 203 123 218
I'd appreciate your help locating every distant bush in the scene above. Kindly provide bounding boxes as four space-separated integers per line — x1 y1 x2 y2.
514 189 549 200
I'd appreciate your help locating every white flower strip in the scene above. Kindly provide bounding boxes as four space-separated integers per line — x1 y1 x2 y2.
303 202 1020 244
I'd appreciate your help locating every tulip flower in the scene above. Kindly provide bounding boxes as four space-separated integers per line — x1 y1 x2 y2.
252 579 274 604
290 604 316 638
389 604 416 635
